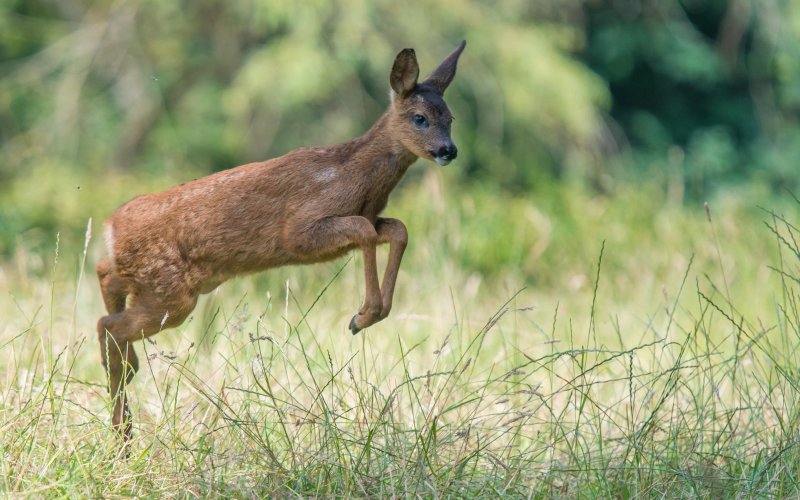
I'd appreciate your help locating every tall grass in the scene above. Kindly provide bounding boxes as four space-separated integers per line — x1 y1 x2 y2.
1 176 800 496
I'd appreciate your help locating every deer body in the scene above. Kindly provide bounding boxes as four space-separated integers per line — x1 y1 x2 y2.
108 116 415 294
97 42 466 439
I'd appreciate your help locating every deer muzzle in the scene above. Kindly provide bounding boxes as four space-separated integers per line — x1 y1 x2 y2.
432 143 458 166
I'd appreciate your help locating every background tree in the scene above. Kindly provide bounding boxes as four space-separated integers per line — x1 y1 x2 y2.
0 0 798 254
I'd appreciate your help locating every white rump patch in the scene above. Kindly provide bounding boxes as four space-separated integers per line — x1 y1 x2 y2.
160 311 170 330
103 222 116 264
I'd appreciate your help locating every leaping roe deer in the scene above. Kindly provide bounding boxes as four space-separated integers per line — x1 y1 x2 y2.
96 41 466 439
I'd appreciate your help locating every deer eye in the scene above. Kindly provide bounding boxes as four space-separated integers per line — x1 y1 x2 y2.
412 114 428 129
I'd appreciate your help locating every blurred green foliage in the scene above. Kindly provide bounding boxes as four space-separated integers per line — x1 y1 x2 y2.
0 0 798 256
585 0 800 195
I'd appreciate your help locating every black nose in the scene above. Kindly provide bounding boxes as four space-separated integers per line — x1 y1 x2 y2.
437 144 458 161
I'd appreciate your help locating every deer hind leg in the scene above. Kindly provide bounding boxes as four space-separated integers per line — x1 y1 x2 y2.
97 259 128 314
97 287 198 440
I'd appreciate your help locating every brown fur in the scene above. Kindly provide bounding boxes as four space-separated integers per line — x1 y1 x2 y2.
96 41 466 439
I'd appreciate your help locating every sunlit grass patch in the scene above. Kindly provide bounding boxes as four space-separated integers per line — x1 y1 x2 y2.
2 185 800 496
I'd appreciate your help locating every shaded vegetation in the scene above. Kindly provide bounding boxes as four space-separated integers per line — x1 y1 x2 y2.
584 0 800 195
2 1 798 254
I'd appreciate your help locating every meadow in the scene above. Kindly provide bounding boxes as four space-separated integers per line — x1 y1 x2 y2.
4 1 800 497
2 168 800 497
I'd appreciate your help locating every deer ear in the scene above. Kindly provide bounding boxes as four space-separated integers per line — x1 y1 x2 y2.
390 48 419 97
421 40 466 94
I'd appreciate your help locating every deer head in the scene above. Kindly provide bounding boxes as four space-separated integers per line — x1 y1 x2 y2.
389 40 466 166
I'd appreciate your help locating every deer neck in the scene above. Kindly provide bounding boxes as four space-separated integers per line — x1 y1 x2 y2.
354 112 418 175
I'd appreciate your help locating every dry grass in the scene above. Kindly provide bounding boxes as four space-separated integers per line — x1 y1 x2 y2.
2 176 800 497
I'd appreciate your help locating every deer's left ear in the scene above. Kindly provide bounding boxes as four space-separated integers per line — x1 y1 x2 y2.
390 48 420 98
422 40 466 94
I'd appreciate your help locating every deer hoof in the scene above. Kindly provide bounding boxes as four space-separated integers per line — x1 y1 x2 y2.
349 315 361 335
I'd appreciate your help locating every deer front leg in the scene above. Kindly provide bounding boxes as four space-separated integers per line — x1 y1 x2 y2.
375 217 408 321
351 229 383 333
286 216 384 333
